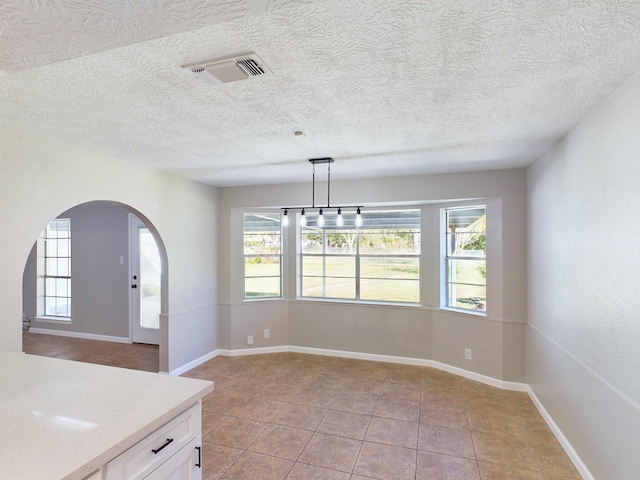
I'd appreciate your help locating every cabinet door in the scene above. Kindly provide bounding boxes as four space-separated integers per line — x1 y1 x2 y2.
145 437 202 480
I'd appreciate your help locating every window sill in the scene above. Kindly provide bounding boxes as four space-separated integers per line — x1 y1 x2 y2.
34 316 71 324
437 307 487 318
243 297 285 303
295 297 422 309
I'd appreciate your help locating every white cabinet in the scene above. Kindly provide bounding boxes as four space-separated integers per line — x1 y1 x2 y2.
103 403 202 480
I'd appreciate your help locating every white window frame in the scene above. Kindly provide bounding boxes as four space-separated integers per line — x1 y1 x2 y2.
443 205 487 315
298 209 421 305
243 213 283 299
37 218 72 321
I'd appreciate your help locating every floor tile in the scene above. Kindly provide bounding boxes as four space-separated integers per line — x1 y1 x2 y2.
248 424 313 461
351 365 388 382
471 430 541 472
477 461 546 480
416 450 480 480
365 416 418 448
202 392 251 416
202 411 227 436
354 441 417 480
291 386 337 408
331 391 378 415
420 403 469 429
307 373 349 390
421 386 465 407
273 403 328 431
273 370 314 386
260 382 302 402
220 451 293 480
342 377 384 395
374 397 420 422
232 396 288 422
205 416 269 449
298 432 363 472
316 409 371 440
379 382 421 401
201 442 243 480
285 462 350 479
533 444 582 479
418 424 475 459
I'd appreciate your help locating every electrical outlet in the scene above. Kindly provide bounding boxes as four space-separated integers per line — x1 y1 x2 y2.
264 329 270 339
247 335 254 345
465 348 472 360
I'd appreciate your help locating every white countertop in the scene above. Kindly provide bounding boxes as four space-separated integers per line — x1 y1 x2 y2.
0 351 214 480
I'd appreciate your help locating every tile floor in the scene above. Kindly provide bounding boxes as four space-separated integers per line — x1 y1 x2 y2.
183 352 582 480
22 332 159 372
23 334 581 479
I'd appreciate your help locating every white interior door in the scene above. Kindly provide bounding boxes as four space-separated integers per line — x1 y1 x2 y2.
130 215 161 345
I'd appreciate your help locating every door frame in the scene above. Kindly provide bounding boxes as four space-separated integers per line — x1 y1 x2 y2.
129 214 161 345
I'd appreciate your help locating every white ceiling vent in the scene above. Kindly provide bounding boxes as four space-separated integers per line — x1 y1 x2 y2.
184 52 272 86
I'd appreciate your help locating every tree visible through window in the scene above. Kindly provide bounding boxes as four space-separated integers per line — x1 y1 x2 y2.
445 206 486 312
300 210 420 303
244 213 282 298
44 218 71 318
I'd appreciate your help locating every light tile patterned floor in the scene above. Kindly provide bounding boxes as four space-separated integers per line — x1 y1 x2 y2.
184 353 582 480
23 332 159 372
23 334 581 479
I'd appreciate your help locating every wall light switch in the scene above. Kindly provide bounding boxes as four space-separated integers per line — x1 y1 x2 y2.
465 348 472 360
264 329 270 339
247 335 254 345
119 256 124 265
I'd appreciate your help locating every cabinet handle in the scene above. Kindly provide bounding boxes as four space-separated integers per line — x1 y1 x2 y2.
151 438 174 454
195 446 202 468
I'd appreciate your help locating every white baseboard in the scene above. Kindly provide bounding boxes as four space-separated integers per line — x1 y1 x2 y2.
217 346 290 357
169 349 219 376
290 345 529 392
526 386 593 480
28 328 130 344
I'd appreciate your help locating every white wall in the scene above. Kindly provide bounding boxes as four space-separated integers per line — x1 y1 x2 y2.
527 72 640 478
219 168 527 381
0 126 218 373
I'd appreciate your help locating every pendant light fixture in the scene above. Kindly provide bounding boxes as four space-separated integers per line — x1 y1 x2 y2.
281 158 363 227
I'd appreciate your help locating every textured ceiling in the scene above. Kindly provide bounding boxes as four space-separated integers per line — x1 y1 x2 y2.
2 0 640 186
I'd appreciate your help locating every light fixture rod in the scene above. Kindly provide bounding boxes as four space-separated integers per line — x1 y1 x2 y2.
280 206 363 210
312 162 315 208
327 161 331 208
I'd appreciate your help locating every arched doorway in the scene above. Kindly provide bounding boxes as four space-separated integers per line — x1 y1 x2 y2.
21 201 168 373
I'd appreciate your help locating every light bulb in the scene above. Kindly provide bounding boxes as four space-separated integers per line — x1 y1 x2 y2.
282 210 289 227
317 209 325 227
355 207 363 227
336 208 344 227
300 209 306 227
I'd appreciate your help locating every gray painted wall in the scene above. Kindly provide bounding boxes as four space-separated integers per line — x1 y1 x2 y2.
527 72 640 478
218 169 527 382
23 202 131 338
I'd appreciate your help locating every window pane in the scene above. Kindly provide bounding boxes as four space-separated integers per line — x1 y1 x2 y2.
244 213 281 255
57 258 70 277
56 297 70 317
245 277 281 298
56 278 69 297
46 239 58 257
325 230 358 254
448 283 486 312
45 297 56 316
45 277 56 296
245 257 281 277
302 276 355 299
244 233 281 255
447 259 486 286
359 232 420 255
58 239 70 257
361 279 419 303
447 232 486 256
361 257 419 280
46 258 58 276
301 233 324 253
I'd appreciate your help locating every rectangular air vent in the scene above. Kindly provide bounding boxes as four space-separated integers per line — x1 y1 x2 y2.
183 52 271 86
